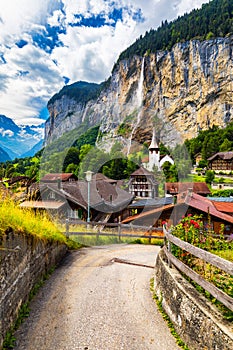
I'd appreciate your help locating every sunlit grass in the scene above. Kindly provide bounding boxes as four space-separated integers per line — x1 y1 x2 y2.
0 195 81 249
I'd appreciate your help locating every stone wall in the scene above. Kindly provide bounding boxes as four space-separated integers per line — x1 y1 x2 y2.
0 229 67 349
154 250 233 350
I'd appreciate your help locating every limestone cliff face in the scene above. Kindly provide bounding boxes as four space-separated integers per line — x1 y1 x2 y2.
45 36 233 149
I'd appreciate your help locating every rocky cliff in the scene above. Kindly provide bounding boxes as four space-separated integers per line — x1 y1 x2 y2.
45 36 233 151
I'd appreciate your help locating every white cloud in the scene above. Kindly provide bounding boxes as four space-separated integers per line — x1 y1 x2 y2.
0 0 210 125
0 128 14 137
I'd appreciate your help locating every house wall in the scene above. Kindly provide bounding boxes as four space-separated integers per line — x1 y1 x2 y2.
154 250 233 350
0 230 67 349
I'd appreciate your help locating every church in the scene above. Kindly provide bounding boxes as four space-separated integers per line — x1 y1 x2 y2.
143 128 174 171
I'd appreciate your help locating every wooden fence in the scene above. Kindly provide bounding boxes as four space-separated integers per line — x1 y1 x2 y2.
163 226 233 312
64 219 164 242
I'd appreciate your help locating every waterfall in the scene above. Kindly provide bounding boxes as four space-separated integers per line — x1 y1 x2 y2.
127 57 145 156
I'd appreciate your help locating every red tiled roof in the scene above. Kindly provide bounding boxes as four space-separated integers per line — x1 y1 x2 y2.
212 201 233 214
178 192 233 224
165 182 210 195
208 151 233 161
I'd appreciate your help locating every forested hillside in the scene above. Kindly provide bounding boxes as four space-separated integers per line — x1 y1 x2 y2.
116 0 233 64
185 122 233 162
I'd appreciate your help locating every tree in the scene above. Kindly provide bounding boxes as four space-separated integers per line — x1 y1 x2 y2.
205 170 215 184
62 147 80 171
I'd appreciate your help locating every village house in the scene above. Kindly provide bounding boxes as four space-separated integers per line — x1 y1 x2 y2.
165 182 211 197
122 190 233 236
20 173 133 223
128 167 159 198
208 151 233 173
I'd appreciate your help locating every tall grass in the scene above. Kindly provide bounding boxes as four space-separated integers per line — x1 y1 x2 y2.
0 195 80 248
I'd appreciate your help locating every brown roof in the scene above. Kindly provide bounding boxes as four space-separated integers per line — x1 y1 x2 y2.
41 180 133 213
40 173 76 182
121 204 174 223
208 151 233 161
130 167 155 176
92 173 117 184
165 182 211 195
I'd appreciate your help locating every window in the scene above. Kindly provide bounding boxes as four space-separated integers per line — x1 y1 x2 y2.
68 208 79 219
49 191 55 199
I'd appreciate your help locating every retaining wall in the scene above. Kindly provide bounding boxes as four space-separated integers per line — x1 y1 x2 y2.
154 249 233 350
0 229 67 349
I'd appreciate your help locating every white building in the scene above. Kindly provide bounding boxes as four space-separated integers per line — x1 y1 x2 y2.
143 128 174 171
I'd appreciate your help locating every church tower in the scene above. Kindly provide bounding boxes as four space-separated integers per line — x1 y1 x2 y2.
148 128 160 171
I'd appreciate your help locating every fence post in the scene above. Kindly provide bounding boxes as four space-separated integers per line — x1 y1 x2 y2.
118 223 121 242
96 224 100 243
148 226 152 244
65 218 69 238
167 240 172 268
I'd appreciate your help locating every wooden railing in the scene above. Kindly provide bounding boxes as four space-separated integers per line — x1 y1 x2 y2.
163 226 233 312
64 219 164 242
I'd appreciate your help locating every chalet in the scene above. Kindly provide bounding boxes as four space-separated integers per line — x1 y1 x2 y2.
208 151 233 173
122 191 233 235
176 191 233 235
20 173 133 223
40 173 77 183
165 182 211 197
128 167 158 198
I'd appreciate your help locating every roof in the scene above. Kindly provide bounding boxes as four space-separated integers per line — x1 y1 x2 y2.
122 204 174 223
40 180 133 213
165 182 211 195
212 201 233 214
19 201 66 209
128 196 173 208
148 127 159 149
207 197 233 202
130 167 155 177
40 173 76 182
92 173 117 184
208 151 233 161
178 191 233 224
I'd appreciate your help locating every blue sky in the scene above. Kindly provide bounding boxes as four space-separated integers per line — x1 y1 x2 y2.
0 0 209 126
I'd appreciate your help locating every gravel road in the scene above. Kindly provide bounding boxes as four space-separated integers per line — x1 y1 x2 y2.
13 244 181 350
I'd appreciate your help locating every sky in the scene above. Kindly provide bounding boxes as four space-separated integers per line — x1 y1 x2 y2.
0 0 209 126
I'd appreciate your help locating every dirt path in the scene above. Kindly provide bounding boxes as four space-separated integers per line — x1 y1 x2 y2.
13 244 181 350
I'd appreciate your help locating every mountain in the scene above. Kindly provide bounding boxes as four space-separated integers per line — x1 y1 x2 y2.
0 146 11 162
45 0 233 152
0 115 44 159
20 139 44 158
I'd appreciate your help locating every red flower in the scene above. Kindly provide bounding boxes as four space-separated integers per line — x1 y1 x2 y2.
162 221 167 225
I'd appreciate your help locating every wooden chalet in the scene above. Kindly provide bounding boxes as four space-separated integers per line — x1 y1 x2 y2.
122 191 233 235
20 173 133 223
128 167 159 198
40 173 77 183
208 151 233 173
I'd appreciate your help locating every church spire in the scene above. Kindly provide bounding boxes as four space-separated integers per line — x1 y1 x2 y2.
149 127 159 150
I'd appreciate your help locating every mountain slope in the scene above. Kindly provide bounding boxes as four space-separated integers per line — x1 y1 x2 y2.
117 0 233 63
0 146 11 162
0 115 44 159
45 0 233 151
20 139 44 158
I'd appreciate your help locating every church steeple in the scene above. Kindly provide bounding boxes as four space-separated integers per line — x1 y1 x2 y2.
149 127 159 150
148 127 160 170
